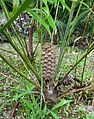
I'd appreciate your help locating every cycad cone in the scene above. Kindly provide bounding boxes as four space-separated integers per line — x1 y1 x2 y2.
42 43 56 86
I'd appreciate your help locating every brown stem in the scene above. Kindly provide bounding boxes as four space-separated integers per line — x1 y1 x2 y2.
28 25 36 62
60 84 94 98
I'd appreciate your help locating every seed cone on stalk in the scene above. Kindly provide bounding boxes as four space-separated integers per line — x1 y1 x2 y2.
42 43 56 85
42 42 58 105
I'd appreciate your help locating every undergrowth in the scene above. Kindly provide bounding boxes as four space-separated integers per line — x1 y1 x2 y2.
0 42 94 119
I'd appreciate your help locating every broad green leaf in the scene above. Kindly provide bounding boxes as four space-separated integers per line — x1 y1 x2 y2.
48 15 56 30
43 0 50 15
28 10 51 36
22 99 33 109
50 111 59 119
12 91 31 101
13 0 20 13
42 7 49 15
0 0 35 32
52 99 72 110
9 0 20 17
60 0 71 12
25 80 35 91
31 8 47 16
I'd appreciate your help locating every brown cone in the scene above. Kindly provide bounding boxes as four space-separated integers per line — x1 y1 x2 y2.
42 43 56 84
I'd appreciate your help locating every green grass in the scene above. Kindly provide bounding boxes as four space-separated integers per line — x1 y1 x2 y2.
0 42 93 118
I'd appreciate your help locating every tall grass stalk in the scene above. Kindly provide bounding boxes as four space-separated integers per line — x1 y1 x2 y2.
51 1 59 45
81 57 87 85
67 0 84 43
40 0 44 108
53 1 76 80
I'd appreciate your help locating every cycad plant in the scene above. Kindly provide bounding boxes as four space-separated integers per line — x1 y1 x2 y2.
0 0 94 118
